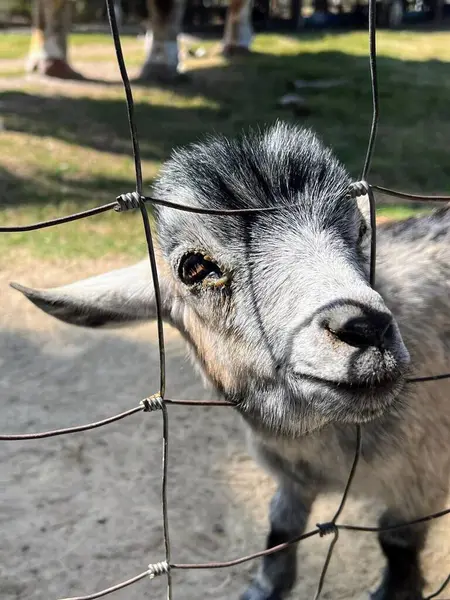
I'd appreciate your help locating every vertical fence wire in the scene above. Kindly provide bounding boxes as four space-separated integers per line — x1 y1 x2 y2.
104 1 171 597
361 0 379 181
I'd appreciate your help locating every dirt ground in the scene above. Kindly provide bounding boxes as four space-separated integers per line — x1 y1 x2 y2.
1 259 449 600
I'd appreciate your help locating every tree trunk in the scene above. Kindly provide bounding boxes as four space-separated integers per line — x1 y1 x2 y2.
140 0 187 81
26 0 83 79
222 0 253 56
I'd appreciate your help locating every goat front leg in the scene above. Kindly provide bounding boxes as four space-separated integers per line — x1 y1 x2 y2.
371 510 428 600
240 478 316 600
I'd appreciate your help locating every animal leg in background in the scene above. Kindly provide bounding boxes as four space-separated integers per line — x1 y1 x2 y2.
139 0 187 81
26 0 84 79
222 0 254 56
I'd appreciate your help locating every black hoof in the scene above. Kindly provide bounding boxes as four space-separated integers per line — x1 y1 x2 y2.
240 582 284 600
133 68 190 86
370 581 423 600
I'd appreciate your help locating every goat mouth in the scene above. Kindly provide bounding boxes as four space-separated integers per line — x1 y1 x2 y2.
290 372 406 424
292 372 405 394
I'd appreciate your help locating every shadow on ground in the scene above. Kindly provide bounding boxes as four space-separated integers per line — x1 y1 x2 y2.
1 43 450 209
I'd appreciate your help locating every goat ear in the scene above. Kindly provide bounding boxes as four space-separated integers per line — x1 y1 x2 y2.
10 260 173 329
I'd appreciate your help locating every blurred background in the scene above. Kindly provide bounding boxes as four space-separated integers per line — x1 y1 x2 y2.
1 0 449 262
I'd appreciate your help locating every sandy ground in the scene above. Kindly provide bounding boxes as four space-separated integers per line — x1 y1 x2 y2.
1 258 449 600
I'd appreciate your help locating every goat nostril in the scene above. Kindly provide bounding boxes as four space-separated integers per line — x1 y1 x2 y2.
327 326 368 348
325 310 393 349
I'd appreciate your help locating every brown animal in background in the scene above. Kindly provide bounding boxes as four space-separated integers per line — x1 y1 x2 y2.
27 0 253 80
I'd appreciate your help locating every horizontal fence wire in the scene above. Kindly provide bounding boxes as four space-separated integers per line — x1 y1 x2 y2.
372 185 450 202
2 185 450 233
53 504 450 600
51 508 450 600
1 375 447 443
0 398 233 441
0 0 449 598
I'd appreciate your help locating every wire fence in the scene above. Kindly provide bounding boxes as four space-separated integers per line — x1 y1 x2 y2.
2 0 450 598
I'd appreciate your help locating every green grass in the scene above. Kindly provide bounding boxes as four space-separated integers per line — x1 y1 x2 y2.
376 203 431 220
0 29 449 260
0 31 114 59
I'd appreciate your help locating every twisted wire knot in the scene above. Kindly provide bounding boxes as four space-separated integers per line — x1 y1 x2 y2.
316 522 338 537
346 181 369 199
140 393 164 412
115 191 142 212
148 560 169 579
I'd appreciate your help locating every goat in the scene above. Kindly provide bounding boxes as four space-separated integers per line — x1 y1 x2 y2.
11 123 450 600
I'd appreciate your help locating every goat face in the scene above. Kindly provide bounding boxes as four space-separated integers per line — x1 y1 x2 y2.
12 123 410 437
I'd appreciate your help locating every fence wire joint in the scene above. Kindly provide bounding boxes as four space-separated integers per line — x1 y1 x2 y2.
115 191 142 212
148 560 170 580
316 522 338 537
346 181 370 199
141 393 165 412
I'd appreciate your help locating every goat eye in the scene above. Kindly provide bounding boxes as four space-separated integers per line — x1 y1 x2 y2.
178 253 224 286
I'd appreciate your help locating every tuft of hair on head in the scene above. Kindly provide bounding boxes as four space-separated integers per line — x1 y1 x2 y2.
152 121 352 218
